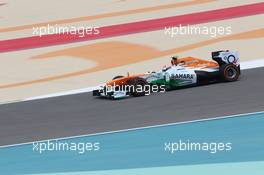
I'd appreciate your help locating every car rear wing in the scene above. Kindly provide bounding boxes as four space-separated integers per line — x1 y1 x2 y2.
212 50 240 67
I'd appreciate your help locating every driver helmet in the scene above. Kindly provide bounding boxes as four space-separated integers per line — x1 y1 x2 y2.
171 56 179 65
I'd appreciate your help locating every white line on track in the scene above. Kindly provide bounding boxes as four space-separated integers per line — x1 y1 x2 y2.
240 58 264 70
0 110 263 149
25 85 102 101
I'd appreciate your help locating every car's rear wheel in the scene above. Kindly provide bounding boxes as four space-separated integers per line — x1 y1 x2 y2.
127 77 149 97
220 64 239 82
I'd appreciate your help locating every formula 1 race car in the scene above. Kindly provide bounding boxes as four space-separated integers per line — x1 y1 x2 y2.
93 50 240 99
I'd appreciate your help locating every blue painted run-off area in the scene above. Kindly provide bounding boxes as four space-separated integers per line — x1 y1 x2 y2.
0 112 264 174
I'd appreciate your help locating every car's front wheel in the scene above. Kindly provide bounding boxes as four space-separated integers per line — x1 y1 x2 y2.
127 77 149 97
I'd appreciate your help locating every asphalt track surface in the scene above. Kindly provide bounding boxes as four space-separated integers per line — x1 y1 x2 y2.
1 2 264 52
0 67 263 146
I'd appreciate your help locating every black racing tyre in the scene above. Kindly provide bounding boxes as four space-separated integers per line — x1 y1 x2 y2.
112 75 124 80
127 77 149 97
220 64 239 82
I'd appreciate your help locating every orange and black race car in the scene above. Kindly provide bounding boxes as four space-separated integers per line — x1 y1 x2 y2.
93 50 241 99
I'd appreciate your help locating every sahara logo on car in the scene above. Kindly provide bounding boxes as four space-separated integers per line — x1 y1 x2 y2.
171 73 195 80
